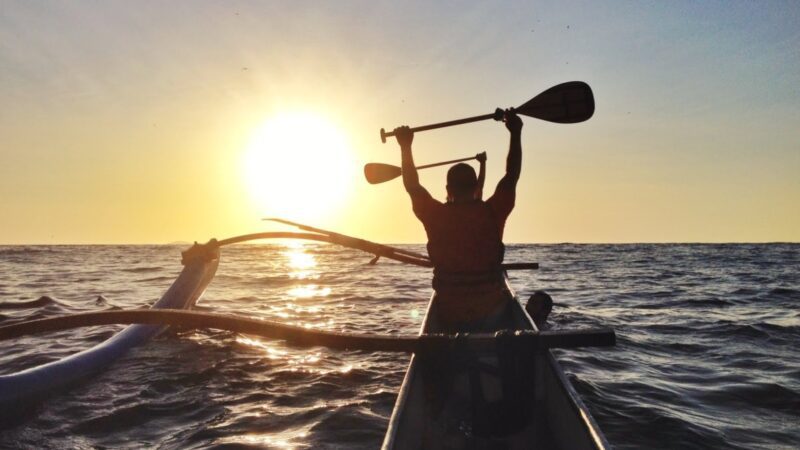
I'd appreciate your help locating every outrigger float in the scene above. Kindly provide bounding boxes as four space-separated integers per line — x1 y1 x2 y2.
0 220 615 449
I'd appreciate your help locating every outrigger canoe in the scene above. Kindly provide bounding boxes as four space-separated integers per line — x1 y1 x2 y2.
0 222 613 449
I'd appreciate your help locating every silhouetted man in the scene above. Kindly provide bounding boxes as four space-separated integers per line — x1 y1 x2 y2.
393 109 522 331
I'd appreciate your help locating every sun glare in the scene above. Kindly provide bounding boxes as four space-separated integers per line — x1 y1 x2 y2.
243 112 355 222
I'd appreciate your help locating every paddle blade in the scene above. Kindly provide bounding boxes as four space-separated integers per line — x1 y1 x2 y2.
517 81 595 123
364 163 402 184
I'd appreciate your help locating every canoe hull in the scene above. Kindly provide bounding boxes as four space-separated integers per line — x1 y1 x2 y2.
382 277 608 449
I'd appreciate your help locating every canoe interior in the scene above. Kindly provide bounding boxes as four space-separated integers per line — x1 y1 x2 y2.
382 279 608 450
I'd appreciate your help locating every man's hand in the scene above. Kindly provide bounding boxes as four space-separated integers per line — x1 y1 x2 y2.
394 126 413 149
504 108 523 135
476 151 487 163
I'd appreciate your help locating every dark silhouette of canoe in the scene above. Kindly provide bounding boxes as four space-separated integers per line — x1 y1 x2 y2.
382 277 609 449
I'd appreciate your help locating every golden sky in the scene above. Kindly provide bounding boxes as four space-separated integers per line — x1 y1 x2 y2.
1 2 798 244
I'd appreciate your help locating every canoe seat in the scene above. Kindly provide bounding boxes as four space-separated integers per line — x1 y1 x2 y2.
467 332 535 437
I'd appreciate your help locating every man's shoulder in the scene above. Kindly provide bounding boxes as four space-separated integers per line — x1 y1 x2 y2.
487 185 515 203
410 188 443 218
486 186 515 217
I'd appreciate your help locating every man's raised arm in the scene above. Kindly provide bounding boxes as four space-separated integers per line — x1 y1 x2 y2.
476 151 487 200
496 109 523 192
394 126 424 195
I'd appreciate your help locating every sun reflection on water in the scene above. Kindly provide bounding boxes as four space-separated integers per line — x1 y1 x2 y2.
283 244 318 280
286 250 316 270
236 335 358 375
280 244 334 330
284 303 322 314
228 243 352 378
236 336 321 365
218 428 311 449
288 285 331 298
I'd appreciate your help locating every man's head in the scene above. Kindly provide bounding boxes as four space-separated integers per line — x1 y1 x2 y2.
446 163 478 202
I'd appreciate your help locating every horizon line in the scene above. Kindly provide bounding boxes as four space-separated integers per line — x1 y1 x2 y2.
1 241 798 246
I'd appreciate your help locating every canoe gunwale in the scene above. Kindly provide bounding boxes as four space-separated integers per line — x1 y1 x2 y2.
381 297 434 449
544 351 610 448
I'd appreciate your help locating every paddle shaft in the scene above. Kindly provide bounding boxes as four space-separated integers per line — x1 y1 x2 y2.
364 154 483 184
416 155 477 170
381 111 500 143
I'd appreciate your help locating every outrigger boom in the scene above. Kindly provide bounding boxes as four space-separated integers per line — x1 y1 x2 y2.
0 309 615 353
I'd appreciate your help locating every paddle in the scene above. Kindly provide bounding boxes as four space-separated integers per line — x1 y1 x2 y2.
364 154 480 185
0 309 616 352
380 81 594 143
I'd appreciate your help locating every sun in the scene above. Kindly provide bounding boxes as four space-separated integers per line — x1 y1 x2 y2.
243 112 355 223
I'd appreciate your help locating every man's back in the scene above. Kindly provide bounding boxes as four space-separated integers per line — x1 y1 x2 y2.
411 192 514 274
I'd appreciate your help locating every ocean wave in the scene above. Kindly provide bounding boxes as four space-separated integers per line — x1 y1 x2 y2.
0 295 60 310
121 266 164 274
0 247 54 256
696 382 800 416
766 287 799 298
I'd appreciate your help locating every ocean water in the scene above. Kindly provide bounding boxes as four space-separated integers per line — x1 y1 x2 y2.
0 243 798 449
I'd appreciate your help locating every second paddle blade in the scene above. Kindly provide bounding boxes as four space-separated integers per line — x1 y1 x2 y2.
517 81 595 124
364 163 403 184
